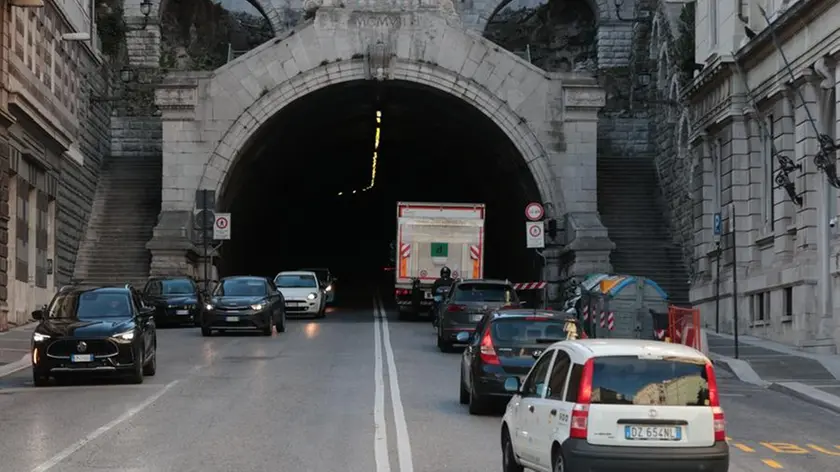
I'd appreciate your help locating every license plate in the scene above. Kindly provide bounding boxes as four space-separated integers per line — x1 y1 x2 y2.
175 310 189 315
424 291 433 299
624 425 681 441
471 314 483 321
226 316 240 322
71 354 93 363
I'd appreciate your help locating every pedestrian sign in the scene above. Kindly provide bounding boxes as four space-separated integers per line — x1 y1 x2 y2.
713 213 721 240
430 242 448 257
213 213 231 240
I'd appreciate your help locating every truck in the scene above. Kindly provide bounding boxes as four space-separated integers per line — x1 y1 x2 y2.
394 201 486 319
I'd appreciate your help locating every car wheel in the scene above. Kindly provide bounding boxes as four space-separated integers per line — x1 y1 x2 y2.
437 336 452 353
32 370 49 387
143 341 157 376
468 383 487 415
459 370 469 405
201 325 212 336
502 430 524 472
128 348 144 384
277 314 286 333
262 322 272 336
552 447 566 472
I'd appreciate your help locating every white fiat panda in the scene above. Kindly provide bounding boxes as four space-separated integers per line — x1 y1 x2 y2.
500 339 729 472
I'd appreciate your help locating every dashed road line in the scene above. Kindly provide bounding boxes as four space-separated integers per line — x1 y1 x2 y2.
762 459 784 469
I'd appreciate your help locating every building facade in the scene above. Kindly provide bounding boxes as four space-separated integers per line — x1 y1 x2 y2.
0 0 109 329
685 0 840 352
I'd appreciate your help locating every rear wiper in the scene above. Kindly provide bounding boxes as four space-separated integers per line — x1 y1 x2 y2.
535 338 564 344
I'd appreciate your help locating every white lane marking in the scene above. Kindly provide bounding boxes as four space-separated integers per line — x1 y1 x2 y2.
373 296 391 472
377 294 414 472
30 379 179 472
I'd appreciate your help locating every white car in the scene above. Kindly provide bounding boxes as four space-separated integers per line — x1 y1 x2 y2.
273 271 326 318
500 339 728 472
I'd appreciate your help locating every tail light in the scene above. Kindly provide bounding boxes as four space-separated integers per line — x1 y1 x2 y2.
706 362 726 441
446 304 467 312
395 289 409 296
479 329 500 365
570 358 594 439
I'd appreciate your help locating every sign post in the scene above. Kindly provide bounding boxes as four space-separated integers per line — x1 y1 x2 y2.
730 204 739 359
713 212 721 333
525 202 546 307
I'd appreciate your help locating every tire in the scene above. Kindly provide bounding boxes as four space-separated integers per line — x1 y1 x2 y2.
128 348 144 384
33 370 49 387
262 322 272 336
552 446 565 472
201 325 212 336
276 314 286 333
143 339 157 376
468 383 487 415
502 430 524 472
459 371 469 405
437 336 452 353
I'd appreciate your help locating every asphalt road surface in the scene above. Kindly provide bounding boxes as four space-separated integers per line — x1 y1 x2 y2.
0 289 838 472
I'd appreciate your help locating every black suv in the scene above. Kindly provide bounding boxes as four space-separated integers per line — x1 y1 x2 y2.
142 276 207 327
30 284 157 386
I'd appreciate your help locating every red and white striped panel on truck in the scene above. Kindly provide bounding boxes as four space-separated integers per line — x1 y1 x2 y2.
400 243 410 258
469 245 481 260
513 282 547 290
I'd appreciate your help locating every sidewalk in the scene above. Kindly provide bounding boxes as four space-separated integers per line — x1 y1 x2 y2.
706 330 840 413
0 322 34 377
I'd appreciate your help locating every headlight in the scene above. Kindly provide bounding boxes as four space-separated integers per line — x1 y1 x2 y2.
204 303 213 311
307 292 318 300
250 303 266 311
325 285 332 292
33 332 50 342
113 330 135 342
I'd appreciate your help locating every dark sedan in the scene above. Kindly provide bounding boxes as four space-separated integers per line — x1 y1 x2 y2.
142 276 206 327
201 276 286 336
458 309 582 414
30 285 157 386
436 279 520 352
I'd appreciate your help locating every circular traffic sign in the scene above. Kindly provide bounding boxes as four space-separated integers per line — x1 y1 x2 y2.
215 216 229 229
420 269 428 277
452 270 459 278
525 202 544 221
529 224 542 237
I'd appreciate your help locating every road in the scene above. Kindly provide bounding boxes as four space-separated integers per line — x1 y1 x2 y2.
0 288 836 472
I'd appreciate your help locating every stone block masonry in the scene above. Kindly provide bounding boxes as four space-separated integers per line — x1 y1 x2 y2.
110 117 163 158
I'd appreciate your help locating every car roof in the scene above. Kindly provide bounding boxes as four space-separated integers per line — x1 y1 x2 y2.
455 279 511 285
220 276 268 282
555 339 708 362
147 275 195 281
276 271 317 277
490 309 565 318
59 286 131 295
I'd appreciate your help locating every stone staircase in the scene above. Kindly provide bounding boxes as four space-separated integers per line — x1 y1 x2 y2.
72 155 161 287
597 156 690 306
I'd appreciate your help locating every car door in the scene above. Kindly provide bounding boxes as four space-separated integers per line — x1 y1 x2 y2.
265 280 282 320
131 290 153 359
514 349 556 470
535 348 573 466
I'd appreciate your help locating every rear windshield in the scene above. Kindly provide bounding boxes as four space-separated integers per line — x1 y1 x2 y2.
590 356 710 406
453 283 516 303
275 274 317 288
490 318 569 344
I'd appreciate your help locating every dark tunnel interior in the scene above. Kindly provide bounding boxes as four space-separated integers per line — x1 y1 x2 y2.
218 80 543 287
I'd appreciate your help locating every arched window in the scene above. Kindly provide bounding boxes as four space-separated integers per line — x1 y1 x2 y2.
763 114 775 230
711 138 722 212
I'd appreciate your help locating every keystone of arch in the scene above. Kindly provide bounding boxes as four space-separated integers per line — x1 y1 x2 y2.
194 22 567 217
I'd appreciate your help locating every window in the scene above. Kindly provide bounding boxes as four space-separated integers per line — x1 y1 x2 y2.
751 292 769 322
783 287 793 318
589 356 711 406
763 114 775 230
47 290 133 320
453 283 517 303
215 278 269 297
547 351 572 400
565 363 585 402
827 90 837 220
145 278 196 296
711 139 722 212
710 0 718 48
15 181 30 282
274 274 317 288
490 318 569 345
35 191 48 288
522 350 555 398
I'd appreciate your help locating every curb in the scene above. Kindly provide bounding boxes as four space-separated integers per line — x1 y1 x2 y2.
0 354 29 379
769 382 840 415
708 353 769 387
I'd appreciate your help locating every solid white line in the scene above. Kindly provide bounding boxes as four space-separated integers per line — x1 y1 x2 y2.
377 295 414 472
373 296 391 472
30 379 179 472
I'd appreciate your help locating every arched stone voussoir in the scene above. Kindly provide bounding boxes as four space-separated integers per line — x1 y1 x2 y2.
198 19 560 209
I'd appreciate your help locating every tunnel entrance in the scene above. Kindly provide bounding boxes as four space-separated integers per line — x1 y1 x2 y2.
217 80 543 285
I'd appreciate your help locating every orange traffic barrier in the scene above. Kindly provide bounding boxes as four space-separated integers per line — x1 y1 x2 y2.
668 305 702 351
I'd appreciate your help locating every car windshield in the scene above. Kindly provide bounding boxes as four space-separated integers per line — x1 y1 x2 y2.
275 274 317 288
302 269 328 281
490 318 570 344
590 356 710 406
452 283 515 303
48 291 133 319
215 279 268 297
150 279 195 295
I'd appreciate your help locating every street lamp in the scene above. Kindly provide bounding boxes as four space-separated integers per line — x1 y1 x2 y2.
126 0 153 30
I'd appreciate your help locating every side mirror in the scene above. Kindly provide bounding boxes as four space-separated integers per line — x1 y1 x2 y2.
31 309 43 320
433 295 442 302
455 331 471 343
139 307 155 317
504 377 521 393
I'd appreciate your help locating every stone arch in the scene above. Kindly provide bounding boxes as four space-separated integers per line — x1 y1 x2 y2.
649 12 661 60
478 0 609 35
657 46 670 90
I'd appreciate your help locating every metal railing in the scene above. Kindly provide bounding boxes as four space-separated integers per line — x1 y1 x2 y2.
226 43 249 63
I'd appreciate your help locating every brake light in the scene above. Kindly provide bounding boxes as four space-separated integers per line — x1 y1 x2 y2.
570 358 594 439
706 362 726 441
446 304 467 312
394 289 409 296
479 329 500 365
